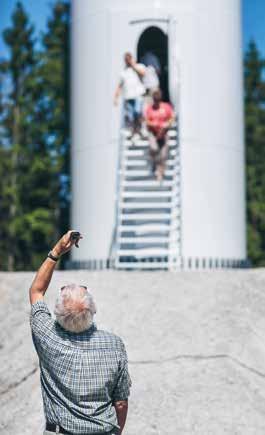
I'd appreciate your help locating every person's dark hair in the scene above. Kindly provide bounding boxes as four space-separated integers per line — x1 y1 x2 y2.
152 88 162 101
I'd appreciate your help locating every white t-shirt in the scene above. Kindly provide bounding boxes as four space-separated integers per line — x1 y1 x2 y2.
142 65 159 91
120 64 146 100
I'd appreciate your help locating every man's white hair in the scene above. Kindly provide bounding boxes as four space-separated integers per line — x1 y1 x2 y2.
54 284 96 333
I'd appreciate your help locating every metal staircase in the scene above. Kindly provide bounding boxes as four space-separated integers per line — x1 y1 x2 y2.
113 122 181 270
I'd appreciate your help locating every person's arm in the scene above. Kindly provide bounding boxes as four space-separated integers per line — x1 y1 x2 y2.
146 120 157 128
114 400 128 435
112 341 131 434
144 107 156 130
114 83 122 106
29 230 82 305
130 59 145 77
159 118 174 134
165 113 175 128
160 107 175 132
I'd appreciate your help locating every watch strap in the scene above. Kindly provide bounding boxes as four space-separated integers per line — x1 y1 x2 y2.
48 251 60 262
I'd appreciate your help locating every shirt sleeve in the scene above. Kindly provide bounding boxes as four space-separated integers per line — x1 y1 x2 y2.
166 103 174 119
30 300 55 354
112 342 132 402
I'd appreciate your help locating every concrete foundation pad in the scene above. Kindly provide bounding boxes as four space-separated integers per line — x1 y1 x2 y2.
1 270 265 434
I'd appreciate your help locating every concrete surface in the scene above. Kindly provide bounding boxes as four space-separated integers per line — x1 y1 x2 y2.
1 270 265 434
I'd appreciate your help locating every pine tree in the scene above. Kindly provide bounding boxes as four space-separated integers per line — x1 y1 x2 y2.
0 60 11 270
40 0 71 250
0 1 71 271
0 2 55 270
244 40 265 266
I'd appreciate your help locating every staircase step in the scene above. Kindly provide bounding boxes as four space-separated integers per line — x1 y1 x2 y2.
124 149 178 158
117 248 176 257
119 212 179 221
121 191 175 198
123 160 148 167
119 202 179 209
124 139 177 148
118 223 175 232
120 169 177 177
115 261 169 269
123 162 177 169
121 180 176 188
121 127 177 138
118 236 170 243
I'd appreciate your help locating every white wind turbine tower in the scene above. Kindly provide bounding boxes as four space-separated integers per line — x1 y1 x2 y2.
70 0 246 270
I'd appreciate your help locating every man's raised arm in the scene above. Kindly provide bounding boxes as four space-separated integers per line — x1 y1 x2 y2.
29 230 82 305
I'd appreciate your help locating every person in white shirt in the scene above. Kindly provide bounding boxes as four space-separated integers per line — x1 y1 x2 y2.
140 51 160 106
114 52 145 137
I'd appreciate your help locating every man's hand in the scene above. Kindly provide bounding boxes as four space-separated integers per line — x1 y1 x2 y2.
29 230 82 305
114 84 122 106
52 230 83 258
129 57 145 77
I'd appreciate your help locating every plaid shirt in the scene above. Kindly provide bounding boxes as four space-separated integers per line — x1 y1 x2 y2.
30 301 131 434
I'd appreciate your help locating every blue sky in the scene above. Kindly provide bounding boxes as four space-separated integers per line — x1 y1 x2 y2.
0 0 265 57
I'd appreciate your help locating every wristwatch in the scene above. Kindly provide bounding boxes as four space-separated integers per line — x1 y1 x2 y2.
47 251 60 262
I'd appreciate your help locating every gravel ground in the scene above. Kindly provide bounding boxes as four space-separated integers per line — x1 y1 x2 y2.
1 269 265 435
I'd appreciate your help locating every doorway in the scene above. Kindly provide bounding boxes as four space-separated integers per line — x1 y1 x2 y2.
137 26 169 101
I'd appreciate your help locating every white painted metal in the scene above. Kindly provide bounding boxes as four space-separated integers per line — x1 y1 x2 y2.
120 169 177 177
118 223 175 232
168 16 180 110
119 213 178 221
118 236 170 243
119 203 177 209
124 149 177 157
121 180 174 187
122 191 174 198
71 0 246 267
117 248 176 257
115 262 168 270
124 139 177 148
115 125 181 268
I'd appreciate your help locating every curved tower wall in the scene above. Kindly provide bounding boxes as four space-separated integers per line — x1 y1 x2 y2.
71 0 246 264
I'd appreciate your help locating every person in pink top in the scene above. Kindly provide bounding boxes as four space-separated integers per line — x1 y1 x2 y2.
144 89 175 181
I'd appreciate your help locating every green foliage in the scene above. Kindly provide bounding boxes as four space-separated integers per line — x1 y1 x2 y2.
245 41 265 266
0 1 70 271
40 0 71 242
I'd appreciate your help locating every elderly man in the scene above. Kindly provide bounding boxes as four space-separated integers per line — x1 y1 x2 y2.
29 231 131 435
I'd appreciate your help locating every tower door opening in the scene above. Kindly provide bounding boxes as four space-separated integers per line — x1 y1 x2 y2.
137 26 169 101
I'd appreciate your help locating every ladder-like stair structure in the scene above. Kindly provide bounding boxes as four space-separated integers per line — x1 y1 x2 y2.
114 123 181 270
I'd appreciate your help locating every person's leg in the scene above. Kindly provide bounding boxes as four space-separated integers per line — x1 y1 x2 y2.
124 100 134 133
156 134 169 181
133 97 143 136
148 131 159 174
